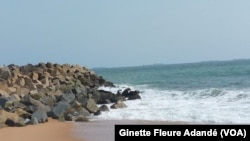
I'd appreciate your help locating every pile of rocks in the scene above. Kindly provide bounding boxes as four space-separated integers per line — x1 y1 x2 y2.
0 63 141 128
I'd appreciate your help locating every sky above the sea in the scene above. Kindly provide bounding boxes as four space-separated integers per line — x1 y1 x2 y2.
0 0 250 68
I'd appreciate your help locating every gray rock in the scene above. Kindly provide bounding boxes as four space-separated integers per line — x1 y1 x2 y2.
52 102 70 119
72 86 85 94
96 90 117 104
0 98 7 108
31 109 48 123
60 90 75 103
122 89 141 100
99 105 109 112
28 118 39 125
81 98 98 113
21 96 51 112
94 110 101 116
0 66 11 80
127 90 141 100
110 100 127 109
13 101 27 109
40 95 56 108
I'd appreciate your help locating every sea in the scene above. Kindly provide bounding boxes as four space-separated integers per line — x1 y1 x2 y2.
91 59 250 124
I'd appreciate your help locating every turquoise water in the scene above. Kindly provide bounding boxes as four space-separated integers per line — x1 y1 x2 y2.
94 60 250 90
93 60 250 123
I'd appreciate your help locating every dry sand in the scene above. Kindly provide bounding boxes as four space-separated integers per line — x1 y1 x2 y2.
0 118 82 141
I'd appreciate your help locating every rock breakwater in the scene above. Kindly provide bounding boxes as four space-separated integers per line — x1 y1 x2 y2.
0 62 141 128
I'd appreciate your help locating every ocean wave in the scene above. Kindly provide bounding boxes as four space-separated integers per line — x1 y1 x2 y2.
96 84 250 124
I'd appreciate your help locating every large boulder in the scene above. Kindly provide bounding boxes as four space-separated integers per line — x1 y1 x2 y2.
81 98 98 113
21 96 50 113
51 102 70 120
31 109 48 123
64 106 90 121
110 100 127 109
99 105 109 112
60 90 76 103
0 94 20 111
95 90 118 104
40 95 56 108
122 88 141 100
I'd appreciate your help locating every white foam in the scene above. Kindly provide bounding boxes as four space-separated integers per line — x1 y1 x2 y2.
95 85 250 124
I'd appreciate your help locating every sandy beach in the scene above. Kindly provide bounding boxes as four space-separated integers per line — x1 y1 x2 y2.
0 118 82 141
0 118 190 141
74 120 189 141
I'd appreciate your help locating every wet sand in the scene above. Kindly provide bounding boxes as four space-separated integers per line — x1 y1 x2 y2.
74 120 189 141
0 118 82 141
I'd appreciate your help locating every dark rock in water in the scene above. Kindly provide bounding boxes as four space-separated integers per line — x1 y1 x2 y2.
121 88 131 97
94 109 101 116
110 100 127 109
122 89 141 100
31 109 48 123
95 90 125 104
127 90 141 100
52 102 70 120
116 93 126 102
99 105 109 112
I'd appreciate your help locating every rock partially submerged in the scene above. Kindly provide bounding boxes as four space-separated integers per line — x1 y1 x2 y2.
0 62 141 128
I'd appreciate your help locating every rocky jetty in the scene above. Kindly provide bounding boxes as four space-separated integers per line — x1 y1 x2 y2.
0 62 141 128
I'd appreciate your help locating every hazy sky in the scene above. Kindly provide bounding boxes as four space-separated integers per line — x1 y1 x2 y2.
0 1 250 68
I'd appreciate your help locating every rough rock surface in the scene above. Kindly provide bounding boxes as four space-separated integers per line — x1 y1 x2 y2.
0 63 141 127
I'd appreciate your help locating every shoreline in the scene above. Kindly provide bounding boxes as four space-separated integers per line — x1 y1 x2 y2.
0 118 82 141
